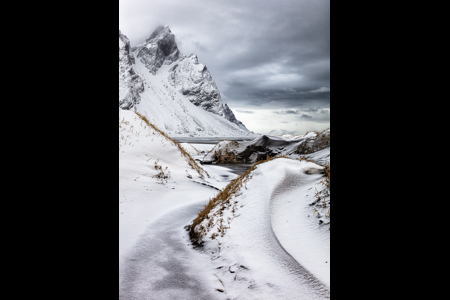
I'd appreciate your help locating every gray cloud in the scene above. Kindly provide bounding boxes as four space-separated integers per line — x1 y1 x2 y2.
274 109 301 115
300 114 313 120
120 0 330 134
236 110 255 114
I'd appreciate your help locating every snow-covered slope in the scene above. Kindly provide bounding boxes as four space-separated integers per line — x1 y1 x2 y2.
119 109 237 298
119 109 220 264
189 158 331 299
119 26 252 137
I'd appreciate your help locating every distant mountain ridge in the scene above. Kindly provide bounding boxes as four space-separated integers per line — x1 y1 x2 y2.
119 26 251 136
269 129 299 136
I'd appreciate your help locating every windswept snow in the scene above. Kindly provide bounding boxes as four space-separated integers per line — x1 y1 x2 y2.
119 109 235 299
119 109 330 299
133 56 253 137
190 158 330 299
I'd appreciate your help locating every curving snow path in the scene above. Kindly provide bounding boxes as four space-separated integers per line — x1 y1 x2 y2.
119 200 227 300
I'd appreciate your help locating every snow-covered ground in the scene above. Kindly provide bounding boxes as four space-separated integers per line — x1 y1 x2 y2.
119 109 227 263
119 109 238 299
119 109 330 299
190 158 330 299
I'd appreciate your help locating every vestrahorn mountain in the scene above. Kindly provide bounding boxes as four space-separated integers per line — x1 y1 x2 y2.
119 26 251 136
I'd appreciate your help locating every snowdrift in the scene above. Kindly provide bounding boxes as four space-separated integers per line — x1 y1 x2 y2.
188 157 330 299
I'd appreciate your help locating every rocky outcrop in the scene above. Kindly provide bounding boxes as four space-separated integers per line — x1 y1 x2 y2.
222 103 248 131
203 130 330 164
296 129 330 154
119 31 144 109
134 26 180 75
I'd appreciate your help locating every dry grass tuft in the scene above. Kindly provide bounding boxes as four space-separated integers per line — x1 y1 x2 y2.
203 140 242 164
135 112 209 179
212 149 243 164
297 129 330 155
312 162 330 223
187 155 278 245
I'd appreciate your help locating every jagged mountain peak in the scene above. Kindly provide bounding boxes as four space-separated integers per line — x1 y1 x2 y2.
134 25 180 75
147 25 173 41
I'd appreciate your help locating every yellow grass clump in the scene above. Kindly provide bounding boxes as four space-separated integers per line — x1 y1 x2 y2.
187 155 280 245
135 112 209 179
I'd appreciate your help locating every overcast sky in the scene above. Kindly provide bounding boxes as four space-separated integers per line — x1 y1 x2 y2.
119 0 330 135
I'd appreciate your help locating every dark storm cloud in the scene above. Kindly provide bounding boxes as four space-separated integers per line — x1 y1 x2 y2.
119 0 330 133
304 108 319 112
225 86 330 111
294 108 330 123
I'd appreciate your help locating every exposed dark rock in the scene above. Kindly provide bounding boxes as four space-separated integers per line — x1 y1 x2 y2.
119 31 144 109
296 130 330 154
203 131 330 164
134 26 180 75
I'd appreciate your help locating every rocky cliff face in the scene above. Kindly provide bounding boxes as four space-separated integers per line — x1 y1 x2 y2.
119 31 144 109
132 26 248 131
134 26 181 75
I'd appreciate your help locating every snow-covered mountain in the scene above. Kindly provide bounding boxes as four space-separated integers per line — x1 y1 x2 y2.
119 26 252 137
